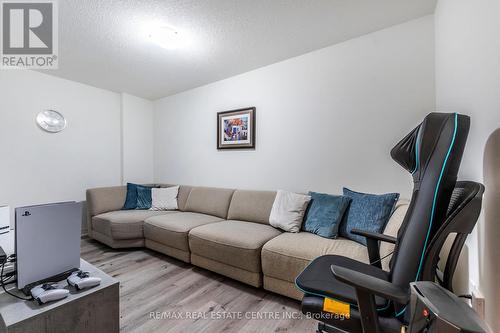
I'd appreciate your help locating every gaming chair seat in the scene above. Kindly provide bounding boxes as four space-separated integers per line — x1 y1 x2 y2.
295 113 484 333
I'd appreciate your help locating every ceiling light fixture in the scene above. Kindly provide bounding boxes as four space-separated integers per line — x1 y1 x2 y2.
148 26 184 50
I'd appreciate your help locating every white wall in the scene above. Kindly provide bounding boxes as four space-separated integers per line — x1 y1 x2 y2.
121 93 154 184
0 70 121 224
154 16 435 198
0 71 155 227
435 0 500 329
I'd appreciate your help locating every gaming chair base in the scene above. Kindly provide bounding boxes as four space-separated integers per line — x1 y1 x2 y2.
302 295 403 333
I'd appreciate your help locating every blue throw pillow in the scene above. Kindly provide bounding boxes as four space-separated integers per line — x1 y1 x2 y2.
303 192 352 239
136 185 153 210
122 183 140 210
339 188 399 245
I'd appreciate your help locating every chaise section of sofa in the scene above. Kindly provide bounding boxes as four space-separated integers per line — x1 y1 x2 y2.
86 184 182 248
93 210 176 243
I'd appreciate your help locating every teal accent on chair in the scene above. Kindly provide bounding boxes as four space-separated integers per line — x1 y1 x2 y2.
396 113 459 319
339 188 399 246
303 192 352 239
136 185 153 209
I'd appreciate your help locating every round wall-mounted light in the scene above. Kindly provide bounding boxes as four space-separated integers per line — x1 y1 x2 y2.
36 110 67 133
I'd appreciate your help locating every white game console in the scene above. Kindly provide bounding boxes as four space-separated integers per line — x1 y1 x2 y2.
30 283 69 305
67 270 101 290
15 202 82 291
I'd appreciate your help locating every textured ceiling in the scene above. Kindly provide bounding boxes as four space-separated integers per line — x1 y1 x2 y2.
40 0 437 100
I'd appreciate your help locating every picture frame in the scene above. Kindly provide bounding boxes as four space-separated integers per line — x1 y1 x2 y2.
217 107 256 149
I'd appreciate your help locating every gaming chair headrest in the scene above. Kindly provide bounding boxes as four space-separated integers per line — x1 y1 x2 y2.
391 124 420 174
390 113 470 181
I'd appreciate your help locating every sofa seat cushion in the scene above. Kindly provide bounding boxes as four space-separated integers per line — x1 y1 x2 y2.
189 221 282 272
261 232 369 283
144 212 223 251
92 210 174 240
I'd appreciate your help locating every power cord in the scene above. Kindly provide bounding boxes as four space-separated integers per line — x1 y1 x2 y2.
1 273 16 285
370 251 394 266
1 255 33 301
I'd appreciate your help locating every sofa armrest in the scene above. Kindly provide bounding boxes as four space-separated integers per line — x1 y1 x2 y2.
86 186 126 236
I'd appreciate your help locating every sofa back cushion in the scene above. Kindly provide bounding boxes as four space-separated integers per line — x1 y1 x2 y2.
227 190 277 224
86 186 127 217
177 185 193 211
184 186 235 218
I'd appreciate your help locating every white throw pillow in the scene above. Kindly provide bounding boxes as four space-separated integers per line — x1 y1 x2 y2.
269 190 311 232
150 186 179 211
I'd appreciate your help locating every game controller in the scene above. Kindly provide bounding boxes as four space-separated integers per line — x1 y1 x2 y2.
67 270 101 290
30 283 69 305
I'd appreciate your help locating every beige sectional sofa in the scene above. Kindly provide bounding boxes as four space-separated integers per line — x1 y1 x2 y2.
86 184 409 300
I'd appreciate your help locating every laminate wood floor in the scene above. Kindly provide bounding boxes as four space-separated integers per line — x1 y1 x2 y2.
81 238 318 333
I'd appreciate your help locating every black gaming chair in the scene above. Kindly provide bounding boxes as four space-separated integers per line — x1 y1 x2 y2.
295 113 484 333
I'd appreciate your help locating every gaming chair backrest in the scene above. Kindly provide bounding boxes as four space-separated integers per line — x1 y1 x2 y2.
388 113 470 313
421 181 484 292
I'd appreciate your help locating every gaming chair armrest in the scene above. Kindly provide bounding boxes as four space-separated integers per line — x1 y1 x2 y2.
351 229 396 269
351 229 397 244
330 265 409 305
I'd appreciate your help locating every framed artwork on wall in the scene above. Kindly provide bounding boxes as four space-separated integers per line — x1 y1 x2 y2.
217 107 256 149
